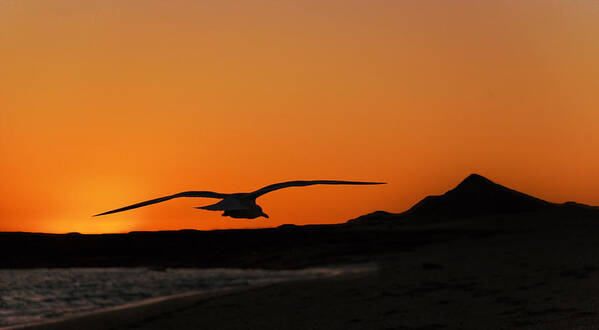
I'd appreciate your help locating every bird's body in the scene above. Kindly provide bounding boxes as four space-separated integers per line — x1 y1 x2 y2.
221 206 264 219
94 180 385 219
196 195 265 218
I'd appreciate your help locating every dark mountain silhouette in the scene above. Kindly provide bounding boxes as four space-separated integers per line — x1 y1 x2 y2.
405 174 550 217
349 173 598 225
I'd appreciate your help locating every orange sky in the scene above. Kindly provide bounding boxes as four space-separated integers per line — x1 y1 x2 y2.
1 0 598 233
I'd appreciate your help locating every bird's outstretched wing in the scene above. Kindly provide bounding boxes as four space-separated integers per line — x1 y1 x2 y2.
94 191 227 216
248 180 386 198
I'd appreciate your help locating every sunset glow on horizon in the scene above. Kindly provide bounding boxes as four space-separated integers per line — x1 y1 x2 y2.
2 0 598 233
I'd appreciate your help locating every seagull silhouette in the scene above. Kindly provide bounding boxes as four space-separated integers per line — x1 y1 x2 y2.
94 180 386 219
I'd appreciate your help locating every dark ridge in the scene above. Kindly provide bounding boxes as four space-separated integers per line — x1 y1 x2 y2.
278 224 299 230
404 173 551 218
348 173 598 225
346 211 394 225
0 225 469 269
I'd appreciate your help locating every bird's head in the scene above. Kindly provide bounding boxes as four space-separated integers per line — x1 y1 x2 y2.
256 205 269 219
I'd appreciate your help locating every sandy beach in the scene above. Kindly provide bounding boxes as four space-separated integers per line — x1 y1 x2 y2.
12 211 599 330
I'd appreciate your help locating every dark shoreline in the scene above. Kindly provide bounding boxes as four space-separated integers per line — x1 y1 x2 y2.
0 221 524 269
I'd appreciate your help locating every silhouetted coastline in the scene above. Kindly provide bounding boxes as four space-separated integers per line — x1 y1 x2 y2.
3 174 597 270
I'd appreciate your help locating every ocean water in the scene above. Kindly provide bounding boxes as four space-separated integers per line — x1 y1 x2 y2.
0 266 367 328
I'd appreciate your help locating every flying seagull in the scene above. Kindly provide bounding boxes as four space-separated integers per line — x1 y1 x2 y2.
94 180 386 219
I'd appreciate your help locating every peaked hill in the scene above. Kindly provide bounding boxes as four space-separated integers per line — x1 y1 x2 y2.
350 174 598 225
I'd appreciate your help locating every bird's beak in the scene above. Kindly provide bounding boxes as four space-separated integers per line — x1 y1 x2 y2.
262 213 269 219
